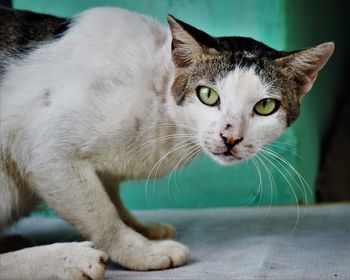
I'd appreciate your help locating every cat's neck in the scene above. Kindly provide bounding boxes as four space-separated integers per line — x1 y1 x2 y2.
128 91 199 179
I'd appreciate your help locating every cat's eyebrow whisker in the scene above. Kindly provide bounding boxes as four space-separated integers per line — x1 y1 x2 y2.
258 151 300 235
265 77 293 87
264 77 297 94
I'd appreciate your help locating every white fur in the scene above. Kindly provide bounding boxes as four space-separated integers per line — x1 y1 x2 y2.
0 7 287 277
0 7 192 276
0 242 107 279
170 66 286 165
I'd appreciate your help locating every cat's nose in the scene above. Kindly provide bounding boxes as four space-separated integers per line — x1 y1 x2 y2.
220 133 243 149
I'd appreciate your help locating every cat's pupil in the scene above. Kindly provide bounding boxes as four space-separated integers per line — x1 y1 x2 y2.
262 99 267 107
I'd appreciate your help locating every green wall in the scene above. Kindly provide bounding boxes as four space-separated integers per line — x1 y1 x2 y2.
284 0 350 203
14 0 343 210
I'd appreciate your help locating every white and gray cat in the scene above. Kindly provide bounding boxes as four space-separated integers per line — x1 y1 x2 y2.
0 6 334 279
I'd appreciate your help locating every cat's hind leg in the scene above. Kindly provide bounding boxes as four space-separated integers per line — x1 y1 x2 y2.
100 174 176 240
0 241 107 280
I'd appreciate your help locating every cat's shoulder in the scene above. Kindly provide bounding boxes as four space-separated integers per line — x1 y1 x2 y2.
75 7 166 36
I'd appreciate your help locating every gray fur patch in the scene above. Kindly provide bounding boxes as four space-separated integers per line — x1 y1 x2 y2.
0 7 71 79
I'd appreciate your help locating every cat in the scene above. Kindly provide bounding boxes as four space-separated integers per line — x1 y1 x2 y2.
0 6 334 280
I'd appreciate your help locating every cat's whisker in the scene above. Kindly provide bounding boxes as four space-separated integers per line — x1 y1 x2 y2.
144 139 197 204
178 145 202 176
165 143 201 200
173 144 202 191
261 149 304 198
255 153 275 219
127 133 197 154
144 139 190 206
157 123 199 132
137 122 199 135
260 148 310 219
243 157 263 207
261 148 312 198
253 157 264 207
155 141 195 198
188 146 202 168
267 143 303 159
150 140 197 192
126 133 197 161
258 152 300 235
165 144 202 201
273 141 300 147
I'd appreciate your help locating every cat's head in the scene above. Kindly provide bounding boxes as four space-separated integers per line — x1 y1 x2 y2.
167 15 334 165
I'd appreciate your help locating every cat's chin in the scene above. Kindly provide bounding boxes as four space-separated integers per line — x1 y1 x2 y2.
209 152 243 165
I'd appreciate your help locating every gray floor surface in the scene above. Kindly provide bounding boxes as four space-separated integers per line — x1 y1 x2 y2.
6 204 350 280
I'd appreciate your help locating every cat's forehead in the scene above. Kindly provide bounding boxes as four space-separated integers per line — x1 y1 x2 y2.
217 67 268 106
190 54 265 85
191 40 280 86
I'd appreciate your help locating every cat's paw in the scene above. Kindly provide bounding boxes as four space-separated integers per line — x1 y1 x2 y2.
54 242 107 280
111 239 189 270
138 222 176 240
147 240 189 269
2 242 107 280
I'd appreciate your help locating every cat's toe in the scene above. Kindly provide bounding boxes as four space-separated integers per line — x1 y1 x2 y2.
112 238 188 271
139 222 176 240
138 240 189 270
151 240 189 267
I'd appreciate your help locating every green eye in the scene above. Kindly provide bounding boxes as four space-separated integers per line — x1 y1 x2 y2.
197 86 220 106
253 98 280 116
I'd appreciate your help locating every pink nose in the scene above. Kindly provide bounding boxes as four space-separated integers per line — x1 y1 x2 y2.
220 133 243 149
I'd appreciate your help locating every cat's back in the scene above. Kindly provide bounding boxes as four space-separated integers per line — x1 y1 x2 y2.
67 7 172 79
1 7 173 156
1 7 172 103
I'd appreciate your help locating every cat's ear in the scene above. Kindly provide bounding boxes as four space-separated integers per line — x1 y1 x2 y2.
274 42 334 100
167 15 216 68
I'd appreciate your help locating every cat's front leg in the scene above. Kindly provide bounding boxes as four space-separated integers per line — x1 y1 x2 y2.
30 160 188 270
100 174 175 240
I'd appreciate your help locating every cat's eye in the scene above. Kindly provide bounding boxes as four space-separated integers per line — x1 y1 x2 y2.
196 86 220 106
253 98 280 116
